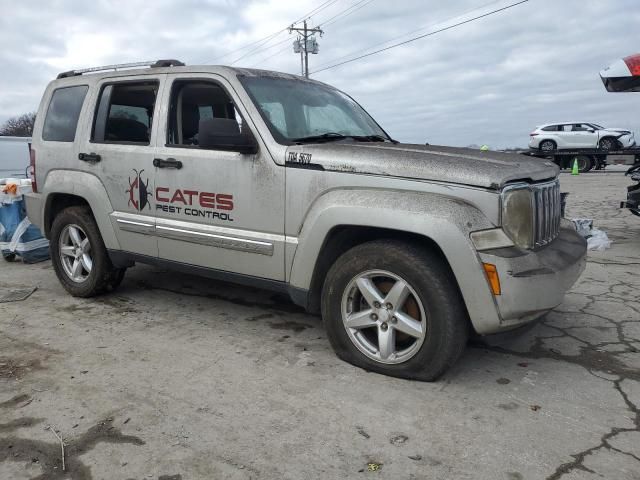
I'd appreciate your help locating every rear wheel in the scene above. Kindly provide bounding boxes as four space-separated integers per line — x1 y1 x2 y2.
539 140 556 153
321 240 469 381
50 206 125 297
575 155 593 173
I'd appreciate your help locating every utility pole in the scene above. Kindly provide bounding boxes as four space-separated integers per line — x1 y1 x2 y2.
290 20 323 78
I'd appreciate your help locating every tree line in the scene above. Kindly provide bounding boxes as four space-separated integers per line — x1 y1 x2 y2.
0 112 36 137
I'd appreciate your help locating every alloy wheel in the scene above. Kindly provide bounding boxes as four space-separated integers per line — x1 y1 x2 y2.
59 224 93 283
341 270 427 364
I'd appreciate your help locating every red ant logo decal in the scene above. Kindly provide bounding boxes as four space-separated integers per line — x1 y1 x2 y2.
126 169 152 211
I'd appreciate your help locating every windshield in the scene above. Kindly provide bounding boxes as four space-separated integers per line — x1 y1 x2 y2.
239 75 390 144
590 123 604 130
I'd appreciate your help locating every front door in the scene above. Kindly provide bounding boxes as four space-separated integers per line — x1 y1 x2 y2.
84 74 166 258
569 123 598 148
152 73 285 281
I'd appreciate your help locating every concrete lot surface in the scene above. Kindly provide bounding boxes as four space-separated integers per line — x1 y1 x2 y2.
1 167 639 480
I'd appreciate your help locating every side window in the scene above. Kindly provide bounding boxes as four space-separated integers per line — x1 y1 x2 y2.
561 125 573 132
42 85 89 142
541 125 559 132
92 81 158 144
167 80 243 147
571 124 590 132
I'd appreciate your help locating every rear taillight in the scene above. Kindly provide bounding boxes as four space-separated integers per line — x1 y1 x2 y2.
530 132 539 136
29 145 37 193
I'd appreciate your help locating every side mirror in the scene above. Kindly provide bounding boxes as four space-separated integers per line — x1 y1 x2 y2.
587 128 595 133
198 118 258 154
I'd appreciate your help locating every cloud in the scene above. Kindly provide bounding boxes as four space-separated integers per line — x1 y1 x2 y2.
1 0 639 148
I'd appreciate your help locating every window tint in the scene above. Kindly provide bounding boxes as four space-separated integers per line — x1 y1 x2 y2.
541 125 560 132
42 85 88 142
92 82 158 144
168 81 242 146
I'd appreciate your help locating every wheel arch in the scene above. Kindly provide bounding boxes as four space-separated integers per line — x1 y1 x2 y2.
304 225 450 314
287 189 502 333
41 170 120 250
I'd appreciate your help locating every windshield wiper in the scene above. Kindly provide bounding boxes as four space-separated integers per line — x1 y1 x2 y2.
292 132 395 144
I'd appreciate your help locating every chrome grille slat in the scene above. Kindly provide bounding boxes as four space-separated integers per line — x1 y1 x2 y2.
533 180 561 247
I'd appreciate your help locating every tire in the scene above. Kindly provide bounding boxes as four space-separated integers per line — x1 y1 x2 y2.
575 155 593 173
539 140 556 153
321 240 469 381
50 206 124 297
598 137 617 151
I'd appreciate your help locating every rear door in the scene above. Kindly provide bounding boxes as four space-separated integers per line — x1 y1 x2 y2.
556 124 574 147
80 74 166 258
152 73 286 281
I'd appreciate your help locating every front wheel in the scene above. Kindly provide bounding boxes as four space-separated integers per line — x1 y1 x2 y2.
50 206 124 297
598 137 617 151
321 240 469 381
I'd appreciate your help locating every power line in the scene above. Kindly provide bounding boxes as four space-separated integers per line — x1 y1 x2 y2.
311 0 505 71
242 36 294 66
311 0 529 74
229 32 291 65
317 0 376 28
250 43 295 68
205 0 340 64
322 0 376 27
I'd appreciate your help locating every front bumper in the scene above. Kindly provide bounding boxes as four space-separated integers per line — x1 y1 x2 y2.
477 222 587 333
620 136 636 149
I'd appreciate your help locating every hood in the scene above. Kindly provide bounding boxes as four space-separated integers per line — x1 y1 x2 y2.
285 143 558 190
604 128 632 135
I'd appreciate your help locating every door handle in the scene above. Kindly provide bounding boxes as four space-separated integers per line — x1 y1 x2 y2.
78 152 101 163
153 158 183 169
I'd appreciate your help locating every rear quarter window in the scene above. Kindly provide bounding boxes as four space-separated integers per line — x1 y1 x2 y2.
42 85 89 142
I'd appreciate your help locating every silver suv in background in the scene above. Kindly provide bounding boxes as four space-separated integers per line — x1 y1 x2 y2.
530 122 635 152
25 60 587 381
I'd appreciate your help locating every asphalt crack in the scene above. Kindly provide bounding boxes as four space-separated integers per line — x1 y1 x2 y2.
478 275 640 478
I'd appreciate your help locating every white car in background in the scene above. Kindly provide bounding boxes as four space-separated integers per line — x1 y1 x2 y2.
529 122 635 152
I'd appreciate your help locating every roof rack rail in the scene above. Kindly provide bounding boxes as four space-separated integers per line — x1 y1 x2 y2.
57 59 185 79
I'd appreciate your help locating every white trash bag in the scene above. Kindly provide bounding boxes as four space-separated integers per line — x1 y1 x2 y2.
587 228 612 251
571 218 612 251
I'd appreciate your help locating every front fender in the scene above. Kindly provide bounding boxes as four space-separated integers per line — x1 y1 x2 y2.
42 169 120 250
289 188 502 334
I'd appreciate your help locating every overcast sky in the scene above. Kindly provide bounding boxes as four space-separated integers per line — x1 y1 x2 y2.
1 0 639 148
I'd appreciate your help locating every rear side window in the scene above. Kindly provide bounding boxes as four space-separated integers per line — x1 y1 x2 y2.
42 85 89 142
92 81 158 144
541 125 559 132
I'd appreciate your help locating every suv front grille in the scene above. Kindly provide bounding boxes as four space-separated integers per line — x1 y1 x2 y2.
533 180 561 247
